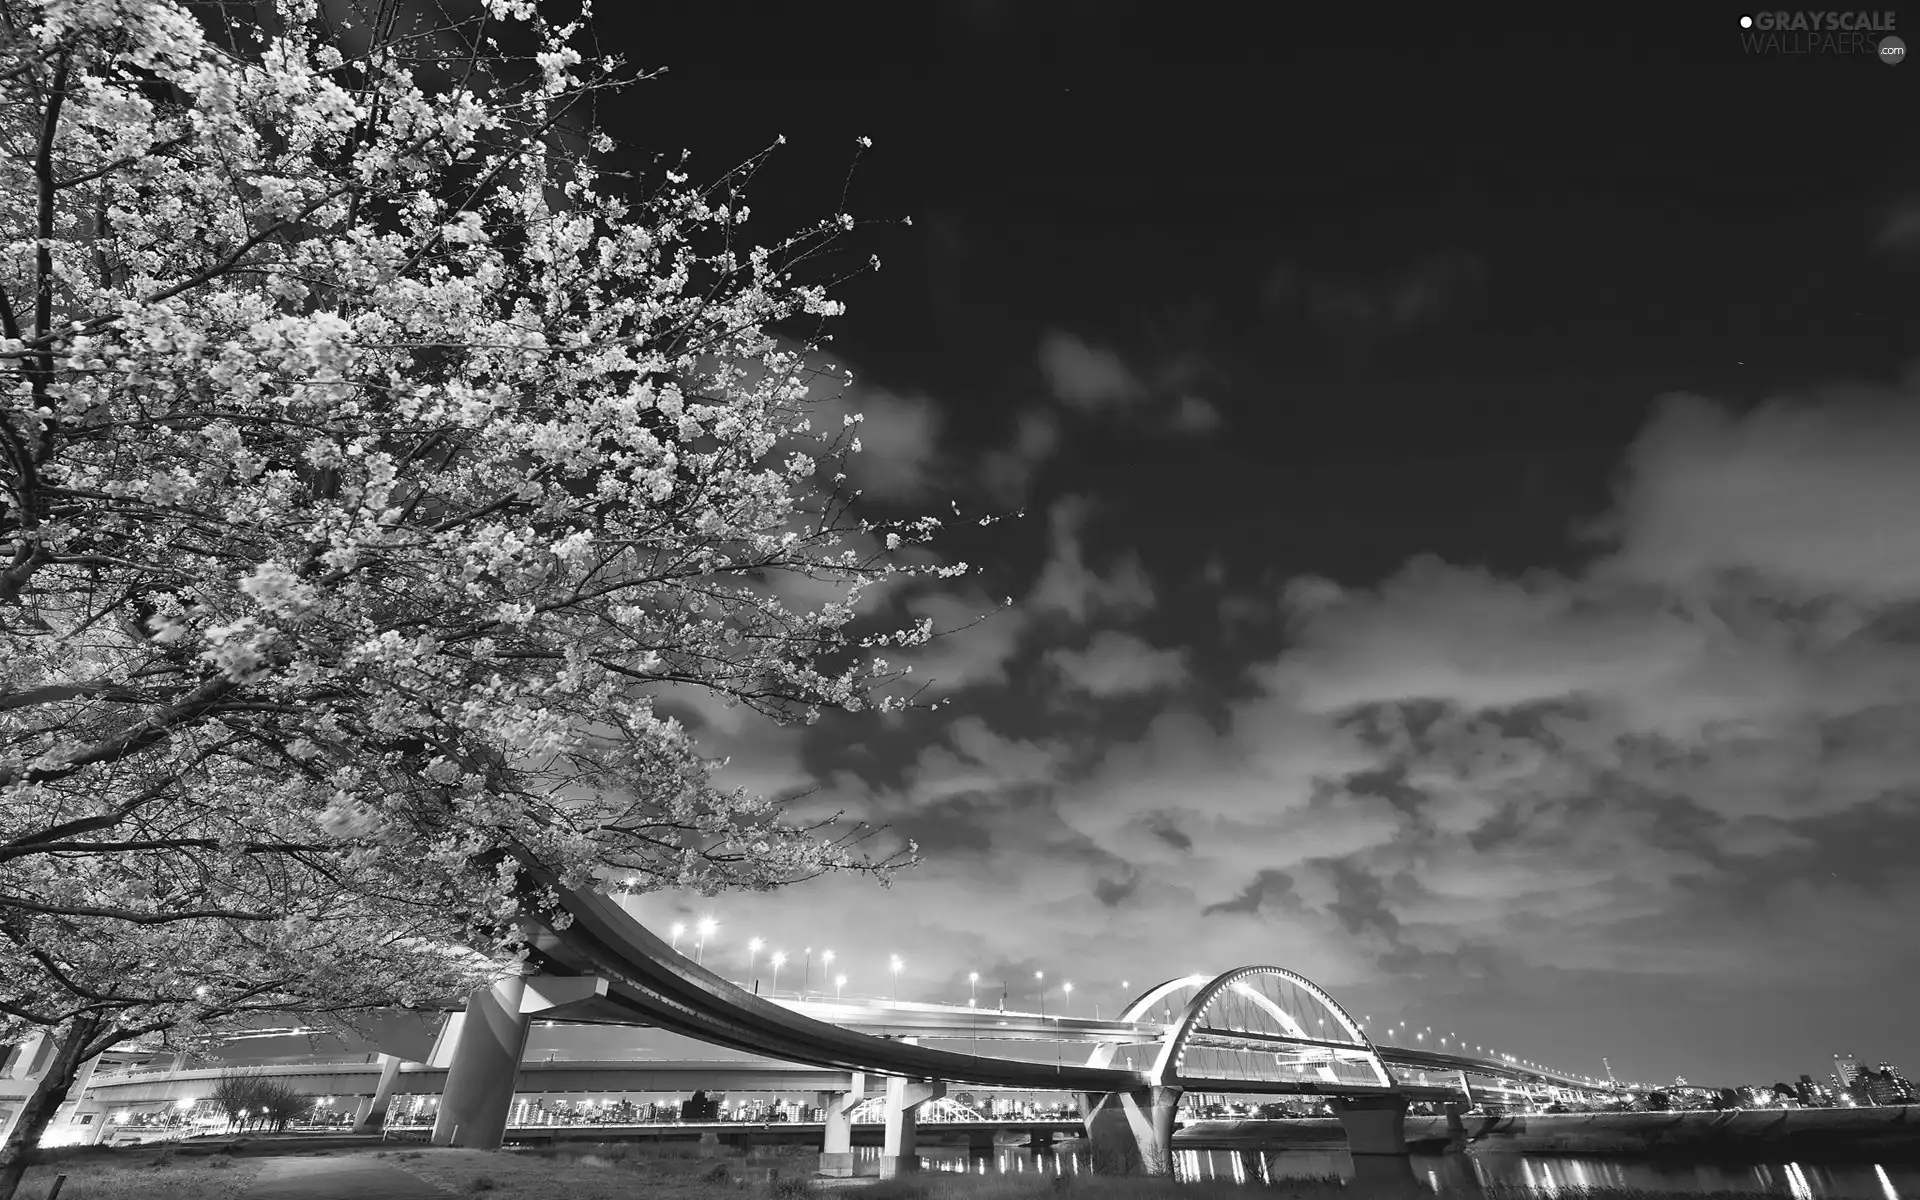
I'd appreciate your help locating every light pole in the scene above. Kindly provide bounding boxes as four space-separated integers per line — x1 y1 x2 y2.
822 949 835 994
835 973 847 1001
671 922 687 952
890 955 903 1002
747 937 763 987
770 951 787 995
695 916 717 965
1035 971 1045 1019
1062 982 1073 1017
802 947 813 996
968 972 979 1007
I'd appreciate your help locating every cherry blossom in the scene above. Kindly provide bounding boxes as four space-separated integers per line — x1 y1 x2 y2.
0 0 970 1186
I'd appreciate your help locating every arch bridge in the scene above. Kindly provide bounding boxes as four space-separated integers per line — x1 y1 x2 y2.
404 873 1618 1175
36 868 1621 1177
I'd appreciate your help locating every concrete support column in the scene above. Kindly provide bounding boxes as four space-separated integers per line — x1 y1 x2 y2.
352 1054 405 1133
1330 1093 1411 1155
879 1077 944 1178
1081 1085 1182 1177
431 976 532 1150
1457 1071 1477 1110
816 1073 865 1177
1442 1101 1468 1151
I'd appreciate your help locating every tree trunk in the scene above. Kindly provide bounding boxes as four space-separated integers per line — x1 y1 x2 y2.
0 1015 102 1200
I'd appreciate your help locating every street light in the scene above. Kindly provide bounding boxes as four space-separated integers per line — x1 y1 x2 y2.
803 947 813 996
671 922 687 952
835 973 847 1001
748 937 764 985
770 951 787 995
890 955 904 1002
695 916 717 965
968 972 979 1007
1035 971 1046 1019
1062 982 1073 1016
822 949 836 991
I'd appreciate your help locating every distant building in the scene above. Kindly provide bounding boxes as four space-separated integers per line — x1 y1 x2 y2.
1865 1064 1915 1106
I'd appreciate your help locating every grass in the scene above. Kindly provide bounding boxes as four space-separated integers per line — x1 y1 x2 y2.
11 1143 261 1200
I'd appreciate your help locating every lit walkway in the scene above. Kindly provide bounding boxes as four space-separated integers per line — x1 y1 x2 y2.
245 1154 449 1199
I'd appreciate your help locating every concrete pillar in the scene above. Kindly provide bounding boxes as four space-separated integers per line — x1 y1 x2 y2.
1443 1101 1468 1151
879 1077 944 1178
352 1054 404 1133
431 976 532 1150
1330 1094 1410 1155
816 1075 865 1178
1082 1086 1182 1176
1457 1070 1477 1110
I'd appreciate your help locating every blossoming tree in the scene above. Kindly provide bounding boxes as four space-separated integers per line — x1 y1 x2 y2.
0 0 960 1183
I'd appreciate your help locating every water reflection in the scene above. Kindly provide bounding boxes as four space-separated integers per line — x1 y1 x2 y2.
827 1142 1920 1198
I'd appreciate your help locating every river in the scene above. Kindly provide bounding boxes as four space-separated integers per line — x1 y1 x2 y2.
820 1142 1920 1197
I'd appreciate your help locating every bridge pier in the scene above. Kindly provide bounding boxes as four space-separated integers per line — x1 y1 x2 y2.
1329 1094 1411 1156
1443 1101 1468 1151
816 1073 865 1177
1080 1085 1181 1176
432 977 533 1150
967 1128 997 1156
879 1076 945 1178
1026 1129 1056 1151
350 1054 404 1133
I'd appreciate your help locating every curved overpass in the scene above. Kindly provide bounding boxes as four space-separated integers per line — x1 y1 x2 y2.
518 880 1145 1093
519 879 1456 1100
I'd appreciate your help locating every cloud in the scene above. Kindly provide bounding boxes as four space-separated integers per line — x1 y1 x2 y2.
1044 631 1189 698
1037 330 1147 413
1262 250 1486 342
1168 395 1223 435
896 588 1028 696
638 385 1920 1083
980 408 1062 507
1588 392 1920 602
1028 497 1156 623
808 379 946 502
1873 198 1920 255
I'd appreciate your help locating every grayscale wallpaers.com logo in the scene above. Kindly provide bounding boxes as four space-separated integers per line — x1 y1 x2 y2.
1737 11 1904 61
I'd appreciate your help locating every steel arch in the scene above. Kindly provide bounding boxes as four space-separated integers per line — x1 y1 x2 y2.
1097 965 1396 1090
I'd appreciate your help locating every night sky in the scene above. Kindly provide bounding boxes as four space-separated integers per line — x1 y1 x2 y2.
605 3 1920 1087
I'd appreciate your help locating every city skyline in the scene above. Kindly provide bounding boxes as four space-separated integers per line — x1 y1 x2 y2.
613 5 1920 1087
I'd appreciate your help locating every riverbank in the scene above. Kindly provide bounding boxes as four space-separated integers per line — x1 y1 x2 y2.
1180 1107 1920 1159
5 1141 1838 1200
